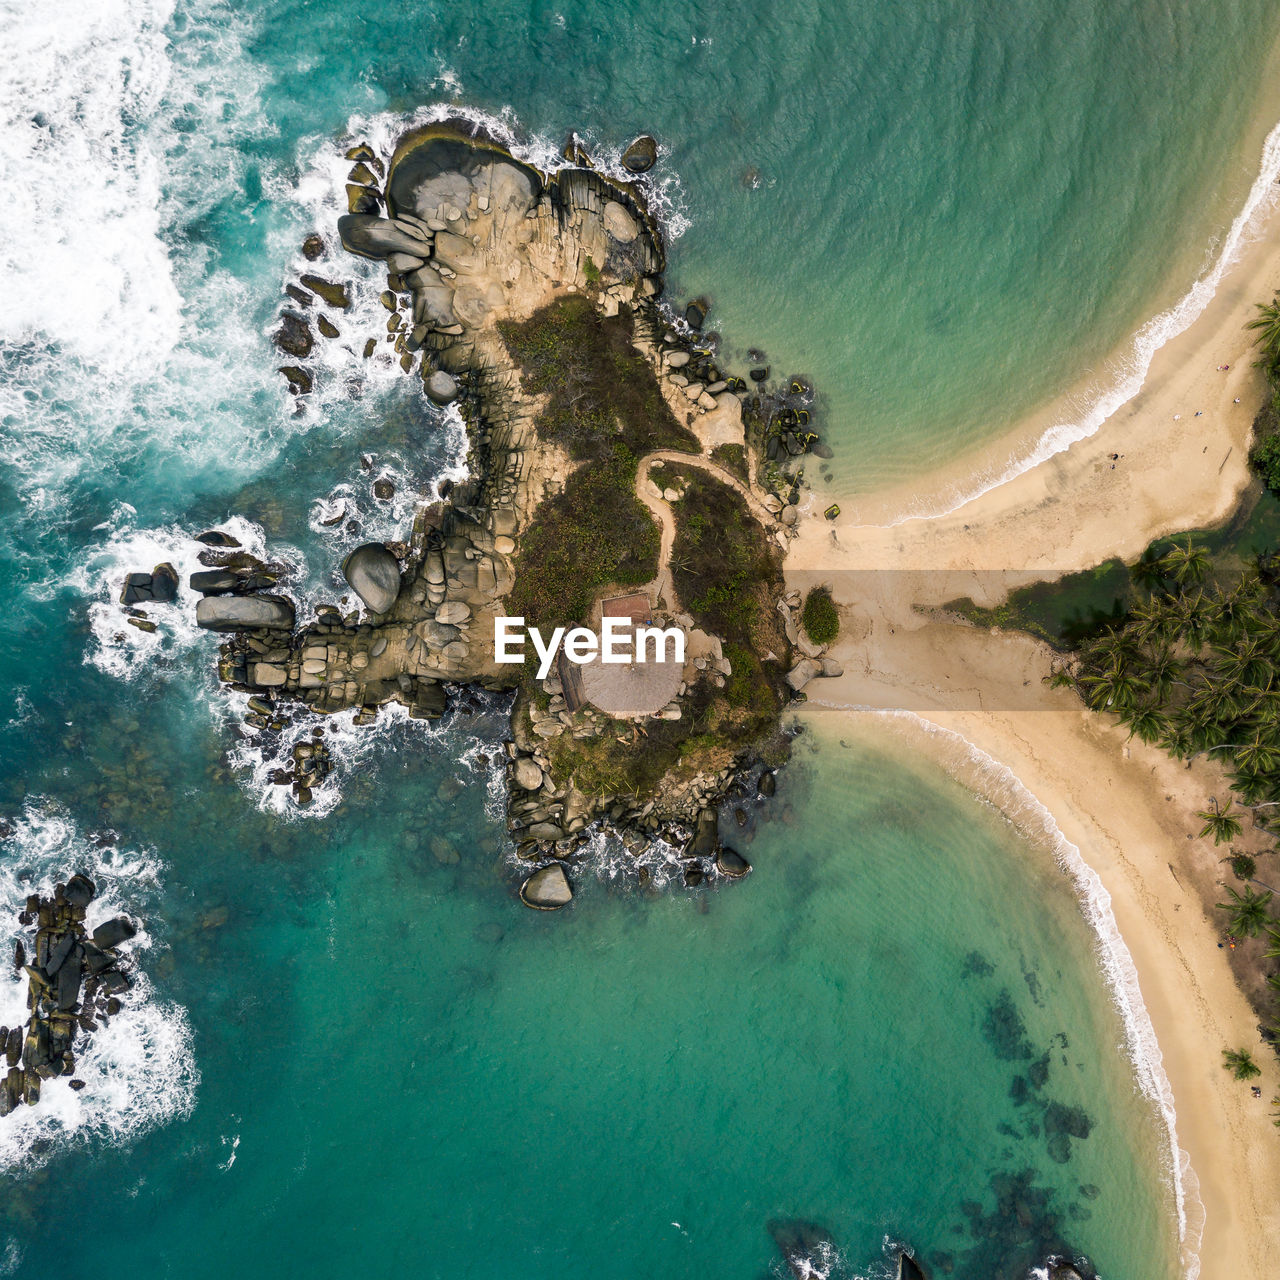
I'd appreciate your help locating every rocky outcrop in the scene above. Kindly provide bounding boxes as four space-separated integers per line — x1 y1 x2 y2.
1 876 137 1115
897 1253 927 1280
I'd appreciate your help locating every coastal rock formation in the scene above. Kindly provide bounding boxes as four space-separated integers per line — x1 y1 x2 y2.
621 135 658 174
192 118 840 877
1 876 138 1115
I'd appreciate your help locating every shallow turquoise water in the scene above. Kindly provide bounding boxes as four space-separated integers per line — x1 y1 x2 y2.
0 0 1272 1274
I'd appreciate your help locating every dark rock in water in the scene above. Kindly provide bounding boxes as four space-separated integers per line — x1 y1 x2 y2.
56 961 82 1011
299 274 351 310
285 283 312 307
716 846 751 878
91 917 137 950
317 314 340 339
767 1219 839 1280
196 594 295 633
683 862 704 887
44 933 76 976
621 134 658 173
64 873 95 909
275 311 313 358
100 972 130 996
338 213 432 261
372 477 395 501
150 562 179 603
688 807 719 858
195 530 241 548
301 234 325 260
279 365 313 395
342 543 401 614
189 569 244 595
749 366 769 382
684 298 707 330
120 572 154 605
68 1078 86 1091
757 770 776 797
520 863 573 910
897 1250 927 1280
82 943 114 975
13 940 25 971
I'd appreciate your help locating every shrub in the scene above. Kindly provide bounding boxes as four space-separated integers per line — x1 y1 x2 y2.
801 587 840 645
1230 852 1257 880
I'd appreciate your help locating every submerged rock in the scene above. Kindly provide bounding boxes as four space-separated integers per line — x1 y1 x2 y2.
520 863 573 910
897 1252 927 1280
342 543 401 614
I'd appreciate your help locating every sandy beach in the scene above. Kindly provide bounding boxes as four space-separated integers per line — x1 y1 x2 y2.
781 100 1280 1280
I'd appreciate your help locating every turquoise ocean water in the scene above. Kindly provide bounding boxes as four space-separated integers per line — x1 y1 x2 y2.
2 0 1277 1274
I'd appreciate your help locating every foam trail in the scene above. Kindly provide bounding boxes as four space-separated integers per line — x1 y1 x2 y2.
882 117 1280 526
807 702 1202 1280
0 804 199 1175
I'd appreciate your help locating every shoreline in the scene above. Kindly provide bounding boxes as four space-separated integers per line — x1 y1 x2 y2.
801 694 1280 1280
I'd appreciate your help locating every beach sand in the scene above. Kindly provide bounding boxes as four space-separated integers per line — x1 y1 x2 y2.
780 108 1280 1280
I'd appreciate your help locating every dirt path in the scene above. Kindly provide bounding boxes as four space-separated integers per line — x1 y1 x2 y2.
632 449 779 610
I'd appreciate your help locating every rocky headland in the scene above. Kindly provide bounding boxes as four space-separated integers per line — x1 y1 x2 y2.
172 120 847 903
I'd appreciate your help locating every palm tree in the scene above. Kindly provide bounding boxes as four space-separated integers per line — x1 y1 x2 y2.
1199 798 1244 845
1215 884 1273 936
1263 924 1280 960
1247 296 1280 371
1126 704 1171 745
1130 546 1169 593
1159 538 1212 587
1223 1047 1263 1080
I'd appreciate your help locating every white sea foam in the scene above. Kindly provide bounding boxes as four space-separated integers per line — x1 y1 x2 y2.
807 704 1203 1280
58 508 290 683
0 804 198 1174
883 117 1280 526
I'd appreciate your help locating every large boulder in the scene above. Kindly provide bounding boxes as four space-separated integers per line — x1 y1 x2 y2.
196 594 295 633
343 543 401 614
425 370 458 404
716 847 751 878
603 201 638 243
337 214 433 260
621 135 658 173
784 658 820 692
91 916 137 950
520 863 573 910
513 758 544 791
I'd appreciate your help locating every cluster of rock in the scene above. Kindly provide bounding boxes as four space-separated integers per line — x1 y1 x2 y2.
777 588 844 693
275 223 355 395
117 561 178 635
2 875 137 1114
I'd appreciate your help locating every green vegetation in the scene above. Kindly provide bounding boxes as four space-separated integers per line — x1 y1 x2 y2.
800 586 840 645
506 446 658 629
1217 885 1274 938
1223 1047 1263 1080
1229 851 1258 880
499 297 700 631
1248 296 1280 495
498 295 698 463
710 442 748 483
1198 798 1243 846
582 255 601 286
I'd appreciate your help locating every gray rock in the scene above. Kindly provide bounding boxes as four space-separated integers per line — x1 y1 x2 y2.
513 758 544 791
426 370 458 404
189 570 244 594
435 601 471 625
520 863 573 910
524 821 565 842
819 658 844 678
621 135 658 173
603 201 638 243
252 662 288 687
91 917 137 950
196 594 295 633
343 543 401 614
784 658 821 691
337 214 436 260
64 874 95 909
